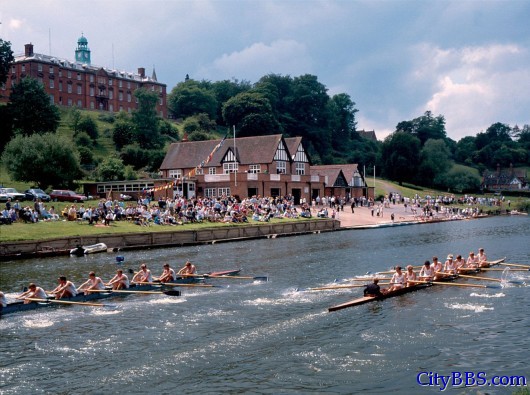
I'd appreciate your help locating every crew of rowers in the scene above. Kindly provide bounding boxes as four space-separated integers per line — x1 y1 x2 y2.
365 248 488 296
12 261 197 304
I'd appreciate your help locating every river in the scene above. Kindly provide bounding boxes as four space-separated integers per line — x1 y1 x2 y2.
1 216 529 394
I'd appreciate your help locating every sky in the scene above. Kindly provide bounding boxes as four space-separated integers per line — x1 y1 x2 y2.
1 0 529 141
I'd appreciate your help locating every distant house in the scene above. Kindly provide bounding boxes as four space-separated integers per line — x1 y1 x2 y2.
310 164 373 200
482 164 528 191
356 129 377 141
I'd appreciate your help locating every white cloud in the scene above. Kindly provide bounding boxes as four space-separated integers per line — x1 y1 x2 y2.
199 39 312 81
9 18 23 29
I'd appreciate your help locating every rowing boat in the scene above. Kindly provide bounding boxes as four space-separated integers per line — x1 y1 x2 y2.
328 283 432 312
0 283 179 316
70 243 108 256
175 269 241 283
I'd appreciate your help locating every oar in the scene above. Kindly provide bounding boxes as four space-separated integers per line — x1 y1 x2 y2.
134 281 219 288
25 297 107 307
410 281 500 289
307 283 391 291
480 268 530 272
457 273 525 285
205 274 268 281
90 289 181 296
344 277 391 282
499 262 530 268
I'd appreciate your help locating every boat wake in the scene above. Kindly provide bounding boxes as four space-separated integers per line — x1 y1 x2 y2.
445 303 494 313
148 297 186 305
470 292 505 298
23 319 54 328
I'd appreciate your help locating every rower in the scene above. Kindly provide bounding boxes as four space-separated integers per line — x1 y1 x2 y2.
77 272 106 294
0 290 6 309
418 260 434 281
107 269 130 290
50 276 77 299
404 265 417 286
178 260 197 276
158 263 176 283
388 266 405 292
444 254 457 275
467 251 479 269
132 264 153 283
477 248 488 267
17 283 48 304
364 278 383 297
431 256 444 280
454 254 466 271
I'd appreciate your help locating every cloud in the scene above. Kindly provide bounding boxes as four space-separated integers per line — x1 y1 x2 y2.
8 18 23 29
198 39 312 81
410 43 530 140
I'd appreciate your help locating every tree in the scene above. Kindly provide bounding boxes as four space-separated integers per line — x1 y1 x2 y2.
132 88 162 149
112 118 135 150
381 131 421 185
222 92 279 137
8 77 60 136
77 115 99 142
0 39 14 87
418 139 452 186
1 133 81 189
67 107 82 134
437 166 482 193
327 93 358 149
396 111 446 146
211 79 251 124
167 80 217 120
96 157 126 181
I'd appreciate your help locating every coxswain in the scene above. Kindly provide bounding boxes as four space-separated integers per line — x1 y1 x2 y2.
178 260 197 276
388 266 405 292
132 264 153 283
157 263 176 283
17 283 48 304
418 260 434 281
444 254 457 275
50 276 77 299
77 272 106 294
405 265 417 286
107 269 129 290
477 248 488 268
364 278 383 297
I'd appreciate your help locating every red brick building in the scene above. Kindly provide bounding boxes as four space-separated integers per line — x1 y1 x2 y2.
1 35 167 117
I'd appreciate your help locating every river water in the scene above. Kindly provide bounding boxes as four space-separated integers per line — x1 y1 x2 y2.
1 216 529 394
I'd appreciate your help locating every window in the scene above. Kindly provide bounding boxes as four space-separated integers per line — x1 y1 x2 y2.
77 99 82 107
109 90 113 99
119 92 123 101
276 161 286 174
77 85 82 94
223 162 238 174
159 86 163 93
169 169 182 179
11 65 15 73
21 64 26 72
77 73 81 81
67 98 73 106
295 162 305 175
127 93 131 102
89 75 94 82
109 79 113 86
119 80 122 88
67 70 72 78
67 84 72 93
49 66 54 74
208 167 216 175
90 86 94 96
49 79 54 89
127 82 131 89
59 82 63 91
90 101 95 109
49 94 54 104
38 64 43 72
119 105 123 111
159 98 163 105
205 188 216 198
249 164 261 174
38 77 43 84
109 104 114 112
218 188 230 196
59 69 62 77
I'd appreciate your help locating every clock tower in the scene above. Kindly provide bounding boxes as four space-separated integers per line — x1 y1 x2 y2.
75 33 91 64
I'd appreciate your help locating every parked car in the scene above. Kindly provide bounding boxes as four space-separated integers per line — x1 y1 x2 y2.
24 188 51 202
0 187 26 201
49 190 87 202
0 190 8 202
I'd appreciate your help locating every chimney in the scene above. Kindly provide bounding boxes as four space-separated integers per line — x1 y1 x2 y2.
138 67 145 78
25 43 34 57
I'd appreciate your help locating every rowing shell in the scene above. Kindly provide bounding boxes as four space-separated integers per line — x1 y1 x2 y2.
328 283 432 312
0 283 180 316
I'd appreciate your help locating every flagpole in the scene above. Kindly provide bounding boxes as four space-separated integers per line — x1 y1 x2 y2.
233 125 237 187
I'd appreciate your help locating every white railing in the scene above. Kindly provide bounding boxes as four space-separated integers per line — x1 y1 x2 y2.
270 174 281 181
247 173 258 180
204 174 230 182
291 175 301 182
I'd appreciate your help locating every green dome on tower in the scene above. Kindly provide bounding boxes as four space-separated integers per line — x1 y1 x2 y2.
78 35 88 44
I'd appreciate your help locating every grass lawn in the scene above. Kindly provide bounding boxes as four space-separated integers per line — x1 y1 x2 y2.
0 216 313 243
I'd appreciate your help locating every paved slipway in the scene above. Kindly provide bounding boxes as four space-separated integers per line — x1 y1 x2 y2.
325 202 420 229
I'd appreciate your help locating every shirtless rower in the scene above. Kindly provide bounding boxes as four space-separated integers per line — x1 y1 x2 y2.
444 254 457 275
50 276 77 299
132 264 153 283
17 283 48 304
178 261 197 276
157 264 176 283
477 248 488 268
77 272 106 294
107 269 129 290
418 260 434 281
404 265 417 286
388 266 405 292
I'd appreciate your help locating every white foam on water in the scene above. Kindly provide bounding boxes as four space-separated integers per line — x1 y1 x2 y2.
470 292 505 298
148 297 186 305
91 308 122 316
23 319 54 328
445 302 494 313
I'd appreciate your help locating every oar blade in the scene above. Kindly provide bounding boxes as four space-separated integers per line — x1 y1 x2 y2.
163 290 182 296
